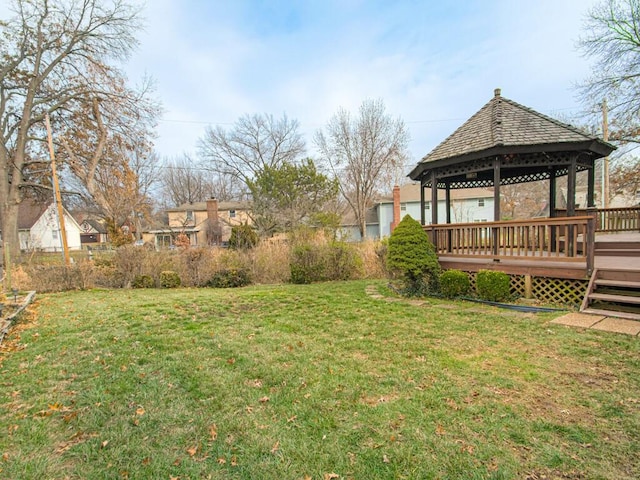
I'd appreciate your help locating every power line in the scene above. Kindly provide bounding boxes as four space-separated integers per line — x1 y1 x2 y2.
158 105 585 128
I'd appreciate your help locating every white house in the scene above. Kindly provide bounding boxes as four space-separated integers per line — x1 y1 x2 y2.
340 183 495 241
17 200 82 252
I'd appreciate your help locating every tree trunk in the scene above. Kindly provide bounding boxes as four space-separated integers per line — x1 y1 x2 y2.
0 202 21 259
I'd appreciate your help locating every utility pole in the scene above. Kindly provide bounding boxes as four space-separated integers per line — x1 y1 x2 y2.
601 99 610 209
45 114 71 266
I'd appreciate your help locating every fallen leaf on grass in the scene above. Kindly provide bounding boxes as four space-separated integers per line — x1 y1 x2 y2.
209 424 218 441
324 473 339 480
217 457 226 464
141 457 151 465
271 441 280 454
259 396 270 403
383 454 390 463
435 424 446 436
101 440 109 449
231 455 238 466
135 407 145 416
187 446 197 457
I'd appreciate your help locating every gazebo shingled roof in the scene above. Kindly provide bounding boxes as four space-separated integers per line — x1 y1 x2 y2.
407 89 615 225
409 89 615 188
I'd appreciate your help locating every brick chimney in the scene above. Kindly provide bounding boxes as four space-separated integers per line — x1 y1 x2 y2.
207 197 219 223
390 185 401 232
206 197 222 245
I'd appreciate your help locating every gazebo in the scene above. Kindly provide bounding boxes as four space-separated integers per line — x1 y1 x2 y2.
408 89 640 315
409 88 614 227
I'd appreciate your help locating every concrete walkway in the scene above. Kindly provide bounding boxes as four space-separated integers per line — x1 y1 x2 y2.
550 312 640 336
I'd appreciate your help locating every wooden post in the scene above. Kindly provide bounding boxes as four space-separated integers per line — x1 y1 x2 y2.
492 158 501 255
524 274 532 299
420 180 425 226
45 114 71 266
586 211 596 275
445 182 452 253
431 171 438 226
549 167 557 251
566 155 578 257
602 99 609 208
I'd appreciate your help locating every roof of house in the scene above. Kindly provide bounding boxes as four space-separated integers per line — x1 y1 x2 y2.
379 184 494 203
81 218 108 233
339 205 379 227
18 199 52 230
167 200 249 213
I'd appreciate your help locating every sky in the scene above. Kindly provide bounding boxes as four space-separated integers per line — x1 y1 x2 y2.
4 0 604 172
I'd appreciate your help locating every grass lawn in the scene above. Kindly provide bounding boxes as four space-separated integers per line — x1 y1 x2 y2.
1 280 638 479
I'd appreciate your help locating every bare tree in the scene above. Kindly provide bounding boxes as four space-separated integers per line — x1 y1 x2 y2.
198 113 305 187
159 154 241 207
160 154 215 206
315 99 409 238
578 0 640 138
0 0 157 256
609 157 640 204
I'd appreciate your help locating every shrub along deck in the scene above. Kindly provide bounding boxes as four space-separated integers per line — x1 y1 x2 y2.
0 281 638 479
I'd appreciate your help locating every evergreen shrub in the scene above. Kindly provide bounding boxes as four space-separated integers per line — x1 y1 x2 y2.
132 274 154 288
440 270 470 299
476 270 511 302
207 268 251 288
159 270 181 288
387 215 441 296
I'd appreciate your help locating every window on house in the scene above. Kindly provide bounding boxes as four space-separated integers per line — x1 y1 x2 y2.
400 203 406 211
478 199 485 207
186 210 194 222
229 210 236 218
425 202 430 210
156 234 172 248
52 230 58 239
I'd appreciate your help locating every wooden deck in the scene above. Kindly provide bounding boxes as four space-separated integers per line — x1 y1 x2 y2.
426 209 640 280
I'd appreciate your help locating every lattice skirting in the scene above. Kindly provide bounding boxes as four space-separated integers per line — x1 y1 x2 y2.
463 271 588 307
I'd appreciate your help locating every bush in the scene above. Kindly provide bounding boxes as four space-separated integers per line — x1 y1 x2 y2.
132 274 155 288
476 270 511 302
229 224 258 250
290 244 325 284
440 270 471 299
324 241 362 281
207 268 251 288
387 215 441 296
159 270 181 288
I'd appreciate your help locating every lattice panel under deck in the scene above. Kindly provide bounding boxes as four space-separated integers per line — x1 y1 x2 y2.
531 277 588 306
454 270 587 307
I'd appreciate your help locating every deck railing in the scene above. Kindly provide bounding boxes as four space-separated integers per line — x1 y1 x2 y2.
423 216 596 272
555 207 640 233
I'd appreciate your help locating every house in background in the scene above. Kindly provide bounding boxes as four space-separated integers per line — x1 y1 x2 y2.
340 183 494 241
144 198 251 248
15 199 82 252
77 217 109 246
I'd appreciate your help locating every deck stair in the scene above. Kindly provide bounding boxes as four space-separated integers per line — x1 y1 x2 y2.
581 269 640 320
594 239 640 257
